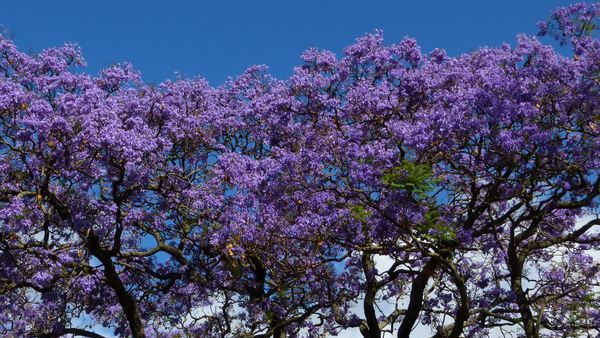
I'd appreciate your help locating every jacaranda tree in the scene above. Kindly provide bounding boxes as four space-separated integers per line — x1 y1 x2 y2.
0 3 598 338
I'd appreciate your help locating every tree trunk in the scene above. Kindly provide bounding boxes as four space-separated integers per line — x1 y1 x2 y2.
362 253 382 338
88 231 146 338
398 257 440 338
507 243 538 338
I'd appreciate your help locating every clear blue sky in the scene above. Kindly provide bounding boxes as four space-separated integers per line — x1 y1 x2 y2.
0 1 586 85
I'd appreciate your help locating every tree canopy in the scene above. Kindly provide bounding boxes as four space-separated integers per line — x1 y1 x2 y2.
0 3 599 338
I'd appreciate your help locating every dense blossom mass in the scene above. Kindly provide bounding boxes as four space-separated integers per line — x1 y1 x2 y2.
0 3 599 338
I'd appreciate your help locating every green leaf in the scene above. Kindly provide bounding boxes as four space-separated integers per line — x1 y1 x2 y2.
350 204 371 222
382 160 438 199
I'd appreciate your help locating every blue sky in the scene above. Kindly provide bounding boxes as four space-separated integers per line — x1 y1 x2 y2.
0 1 585 85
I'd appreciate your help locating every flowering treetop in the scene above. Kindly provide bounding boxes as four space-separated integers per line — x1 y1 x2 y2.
0 3 599 338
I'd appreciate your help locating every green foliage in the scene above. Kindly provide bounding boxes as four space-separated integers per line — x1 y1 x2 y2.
579 20 597 36
382 161 454 243
350 204 373 236
416 208 457 243
350 204 372 222
564 290 599 338
382 160 437 199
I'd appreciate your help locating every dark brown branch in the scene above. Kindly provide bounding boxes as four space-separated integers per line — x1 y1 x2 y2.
397 256 441 338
